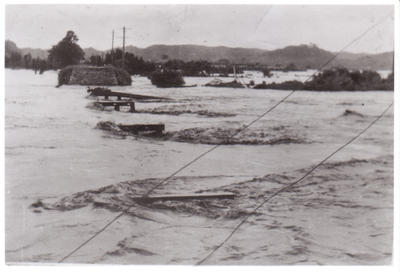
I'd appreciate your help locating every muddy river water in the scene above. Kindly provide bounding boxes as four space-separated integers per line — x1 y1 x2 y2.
5 69 393 264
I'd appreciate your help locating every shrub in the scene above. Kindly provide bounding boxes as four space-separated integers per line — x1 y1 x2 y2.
150 69 185 87
252 68 393 91
253 80 304 90
58 66 74 85
58 65 131 86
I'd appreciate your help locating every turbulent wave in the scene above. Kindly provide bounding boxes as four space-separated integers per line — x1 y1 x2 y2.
138 109 236 117
88 101 236 117
29 155 393 265
96 121 309 145
30 156 392 219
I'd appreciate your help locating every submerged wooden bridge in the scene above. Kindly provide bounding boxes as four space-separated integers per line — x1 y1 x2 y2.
88 87 167 135
94 101 136 112
87 87 170 101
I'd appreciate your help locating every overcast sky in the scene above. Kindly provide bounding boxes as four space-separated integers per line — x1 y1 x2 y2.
5 5 394 53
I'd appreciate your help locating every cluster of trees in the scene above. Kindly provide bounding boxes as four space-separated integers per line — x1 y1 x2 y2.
5 30 84 73
5 52 50 73
162 59 211 76
48 31 84 68
150 69 185 87
253 68 394 91
157 59 273 77
4 31 394 91
4 29 295 78
304 68 393 91
85 53 247 77
86 49 156 76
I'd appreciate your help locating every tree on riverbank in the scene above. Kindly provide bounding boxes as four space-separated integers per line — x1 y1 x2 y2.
48 31 85 69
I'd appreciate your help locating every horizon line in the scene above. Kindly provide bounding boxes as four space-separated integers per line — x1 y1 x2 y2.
6 39 394 55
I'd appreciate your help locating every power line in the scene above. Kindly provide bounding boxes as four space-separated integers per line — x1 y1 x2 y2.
57 12 393 263
196 102 393 265
142 11 393 198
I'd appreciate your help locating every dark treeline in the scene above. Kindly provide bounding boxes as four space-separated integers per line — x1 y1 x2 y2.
85 49 156 76
6 49 394 91
4 33 394 91
4 48 287 77
253 68 394 91
5 29 291 78
5 31 84 74
85 52 275 77
85 52 239 77
5 52 51 74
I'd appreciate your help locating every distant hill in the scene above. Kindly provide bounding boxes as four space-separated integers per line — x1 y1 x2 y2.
5 40 21 58
331 52 393 70
5 40 393 71
84 47 105 58
20 47 48 59
124 44 270 64
6 40 48 59
124 44 393 70
5 40 103 60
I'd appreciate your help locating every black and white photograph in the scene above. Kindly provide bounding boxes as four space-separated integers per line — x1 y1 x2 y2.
3 2 398 268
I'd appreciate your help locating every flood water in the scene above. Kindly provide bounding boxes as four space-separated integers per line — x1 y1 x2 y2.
5 69 393 264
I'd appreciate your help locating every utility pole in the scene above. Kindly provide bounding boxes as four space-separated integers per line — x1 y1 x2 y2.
111 29 114 65
122 26 126 68
392 51 394 75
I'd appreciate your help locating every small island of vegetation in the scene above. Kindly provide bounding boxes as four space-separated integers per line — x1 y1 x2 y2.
254 68 393 91
149 69 185 88
58 65 132 86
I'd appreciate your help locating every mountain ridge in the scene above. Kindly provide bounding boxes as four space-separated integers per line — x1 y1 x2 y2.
5 40 393 70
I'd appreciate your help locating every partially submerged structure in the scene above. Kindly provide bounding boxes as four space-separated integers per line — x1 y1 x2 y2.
149 69 185 88
205 78 245 88
58 65 132 86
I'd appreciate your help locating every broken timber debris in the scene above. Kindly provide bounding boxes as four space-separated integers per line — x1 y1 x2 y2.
133 193 235 203
118 124 165 135
87 87 169 101
94 101 136 112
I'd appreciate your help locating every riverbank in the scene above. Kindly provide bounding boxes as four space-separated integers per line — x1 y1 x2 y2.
253 68 393 91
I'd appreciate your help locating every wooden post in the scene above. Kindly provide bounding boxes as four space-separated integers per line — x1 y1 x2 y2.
392 51 394 75
129 102 135 112
111 29 114 65
117 96 121 100
105 95 109 100
114 104 120 111
134 193 235 203
118 124 165 134
122 26 126 68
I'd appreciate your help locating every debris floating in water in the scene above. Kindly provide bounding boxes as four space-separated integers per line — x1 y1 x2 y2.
205 79 245 88
95 121 309 145
342 109 364 117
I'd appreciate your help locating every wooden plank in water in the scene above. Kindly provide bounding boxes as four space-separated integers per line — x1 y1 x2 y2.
119 124 165 134
95 101 131 106
134 193 235 203
88 88 169 101
110 91 168 100
95 101 136 112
